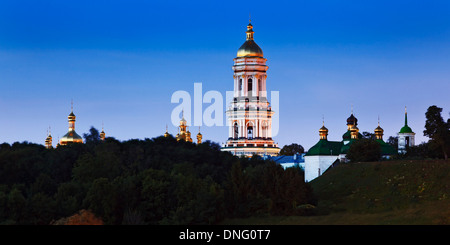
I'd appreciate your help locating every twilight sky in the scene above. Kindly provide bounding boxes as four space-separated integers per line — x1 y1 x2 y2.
1 0 449 150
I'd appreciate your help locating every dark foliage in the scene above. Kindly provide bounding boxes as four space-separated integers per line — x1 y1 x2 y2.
279 143 304 155
424 105 450 160
346 138 382 163
0 133 315 225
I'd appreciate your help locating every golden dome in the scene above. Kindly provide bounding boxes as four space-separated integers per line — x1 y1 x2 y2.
319 125 328 133
374 125 383 134
68 111 76 121
100 130 106 140
59 131 83 145
236 22 264 58
319 124 328 140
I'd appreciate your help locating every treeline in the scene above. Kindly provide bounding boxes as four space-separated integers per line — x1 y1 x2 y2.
346 105 450 163
0 131 316 225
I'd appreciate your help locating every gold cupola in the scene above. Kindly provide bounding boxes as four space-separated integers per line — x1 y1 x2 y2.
59 101 83 145
319 119 328 140
350 123 359 139
176 111 192 142
374 117 384 140
100 123 106 141
164 124 170 137
196 127 202 144
236 20 264 58
45 127 53 149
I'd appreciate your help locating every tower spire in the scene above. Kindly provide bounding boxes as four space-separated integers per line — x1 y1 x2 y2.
405 106 408 126
246 19 254 41
164 124 170 137
100 121 106 141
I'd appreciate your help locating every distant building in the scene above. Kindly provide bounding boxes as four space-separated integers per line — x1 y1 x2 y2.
398 107 415 154
100 128 106 141
44 127 53 149
304 112 396 182
175 112 192 143
165 115 202 144
59 102 83 146
264 153 305 170
221 21 279 157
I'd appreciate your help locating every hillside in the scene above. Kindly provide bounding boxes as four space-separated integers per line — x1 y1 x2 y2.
222 159 450 225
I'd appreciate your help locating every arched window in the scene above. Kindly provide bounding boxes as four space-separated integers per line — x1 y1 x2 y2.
258 79 262 92
234 122 239 139
247 126 253 140
261 121 268 138
239 79 242 93
248 78 253 93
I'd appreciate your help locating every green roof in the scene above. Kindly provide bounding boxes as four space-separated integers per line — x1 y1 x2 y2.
399 111 414 134
306 138 396 157
305 139 342 156
340 139 356 154
399 125 413 133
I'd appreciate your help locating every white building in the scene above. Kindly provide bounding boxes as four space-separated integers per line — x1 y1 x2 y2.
398 107 415 154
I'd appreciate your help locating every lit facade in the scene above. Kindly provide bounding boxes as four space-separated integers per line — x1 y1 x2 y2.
221 21 280 157
44 127 53 149
175 113 193 143
59 104 83 145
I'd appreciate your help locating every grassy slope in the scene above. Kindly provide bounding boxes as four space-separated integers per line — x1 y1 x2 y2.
221 159 450 225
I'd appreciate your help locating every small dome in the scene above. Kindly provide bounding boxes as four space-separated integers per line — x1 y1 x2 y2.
237 40 263 57
399 125 413 133
319 125 328 133
60 131 83 144
236 22 264 58
68 111 76 121
375 125 384 133
347 114 358 126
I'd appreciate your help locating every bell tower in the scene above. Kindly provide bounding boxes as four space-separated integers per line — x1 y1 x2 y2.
398 106 415 154
221 21 279 157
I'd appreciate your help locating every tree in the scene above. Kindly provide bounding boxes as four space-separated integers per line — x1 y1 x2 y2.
82 178 117 224
83 127 101 144
279 143 304 156
424 105 450 160
387 136 399 152
7 187 26 223
346 138 382 163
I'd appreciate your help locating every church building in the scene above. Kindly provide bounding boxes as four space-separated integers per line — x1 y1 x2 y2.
59 102 84 146
304 112 396 182
165 112 203 144
398 107 415 154
44 127 53 149
221 21 280 157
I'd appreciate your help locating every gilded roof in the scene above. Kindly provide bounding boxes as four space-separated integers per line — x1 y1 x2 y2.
237 40 263 57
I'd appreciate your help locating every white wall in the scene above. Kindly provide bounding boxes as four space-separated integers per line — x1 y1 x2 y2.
304 155 338 182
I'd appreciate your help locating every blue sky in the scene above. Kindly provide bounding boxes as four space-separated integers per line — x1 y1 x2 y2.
1 0 449 150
